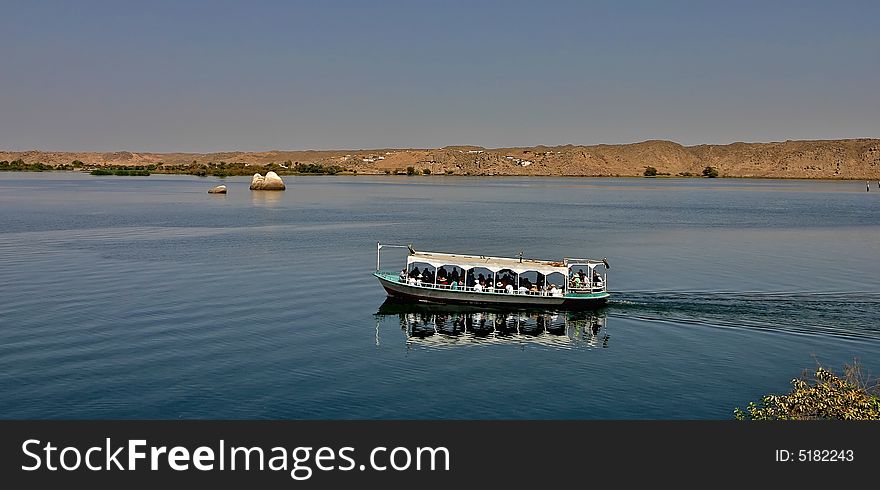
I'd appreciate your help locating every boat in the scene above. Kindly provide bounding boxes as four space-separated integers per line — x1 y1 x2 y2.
373 243 610 308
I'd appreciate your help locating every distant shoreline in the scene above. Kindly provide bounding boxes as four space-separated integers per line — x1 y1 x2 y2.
2 168 879 184
3 138 880 179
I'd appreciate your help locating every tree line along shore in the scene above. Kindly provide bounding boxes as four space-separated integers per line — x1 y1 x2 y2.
2 138 879 178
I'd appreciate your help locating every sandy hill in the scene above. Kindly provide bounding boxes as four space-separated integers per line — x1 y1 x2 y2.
2 139 879 178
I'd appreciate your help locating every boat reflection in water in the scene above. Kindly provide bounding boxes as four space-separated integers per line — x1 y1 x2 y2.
374 298 609 350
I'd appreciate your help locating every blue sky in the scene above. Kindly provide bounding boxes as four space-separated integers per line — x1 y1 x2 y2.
2 0 878 151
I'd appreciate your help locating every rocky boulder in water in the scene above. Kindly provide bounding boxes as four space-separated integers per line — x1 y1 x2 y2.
208 185 227 194
250 171 286 190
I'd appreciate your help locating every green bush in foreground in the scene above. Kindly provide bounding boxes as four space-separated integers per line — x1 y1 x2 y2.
734 362 880 420
643 166 658 176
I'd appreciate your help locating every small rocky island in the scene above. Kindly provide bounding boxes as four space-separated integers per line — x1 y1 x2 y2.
249 171 286 190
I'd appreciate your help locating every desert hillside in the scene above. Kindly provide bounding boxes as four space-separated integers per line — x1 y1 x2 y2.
3 139 880 178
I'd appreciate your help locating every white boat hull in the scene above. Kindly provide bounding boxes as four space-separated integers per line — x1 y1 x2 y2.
375 273 608 309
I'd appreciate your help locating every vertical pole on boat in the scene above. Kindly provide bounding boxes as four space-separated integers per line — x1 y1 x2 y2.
493 271 497 292
376 242 381 271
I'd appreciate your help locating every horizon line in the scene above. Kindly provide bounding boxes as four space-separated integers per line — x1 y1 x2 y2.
3 136 880 155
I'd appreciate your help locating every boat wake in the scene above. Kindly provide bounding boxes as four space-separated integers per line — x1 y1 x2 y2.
608 291 880 341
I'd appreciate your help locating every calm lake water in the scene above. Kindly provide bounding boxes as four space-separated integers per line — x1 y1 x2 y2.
1 172 879 419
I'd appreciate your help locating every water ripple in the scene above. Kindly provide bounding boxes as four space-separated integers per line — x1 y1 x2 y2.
610 291 880 341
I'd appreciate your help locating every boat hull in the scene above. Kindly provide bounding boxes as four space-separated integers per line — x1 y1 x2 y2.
375 273 608 309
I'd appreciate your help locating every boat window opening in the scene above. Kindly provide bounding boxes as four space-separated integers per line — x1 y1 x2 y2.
545 272 566 296
518 270 540 295
496 268 517 294
469 267 493 293
405 261 435 286
569 266 589 291
434 265 465 289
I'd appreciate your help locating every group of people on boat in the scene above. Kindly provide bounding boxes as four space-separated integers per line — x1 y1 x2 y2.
569 269 603 290
399 266 568 296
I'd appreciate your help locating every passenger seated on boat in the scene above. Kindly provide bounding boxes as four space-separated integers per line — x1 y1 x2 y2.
473 281 484 292
517 285 528 294
399 268 407 282
550 284 562 297
571 275 582 288
450 269 460 284
451 280 459 290
409 267 421 280
438 276 448 287
505 282 514 294
592 271 603 286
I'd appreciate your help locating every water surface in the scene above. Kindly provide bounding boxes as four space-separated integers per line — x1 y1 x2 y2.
1 173 878 419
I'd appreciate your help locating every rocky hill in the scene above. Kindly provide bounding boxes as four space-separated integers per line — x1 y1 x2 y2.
3 139 879 178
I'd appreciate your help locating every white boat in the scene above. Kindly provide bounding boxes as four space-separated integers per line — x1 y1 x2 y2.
373 243 610 308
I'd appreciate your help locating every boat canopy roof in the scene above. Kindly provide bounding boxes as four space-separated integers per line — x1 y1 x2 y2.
406 250 603 276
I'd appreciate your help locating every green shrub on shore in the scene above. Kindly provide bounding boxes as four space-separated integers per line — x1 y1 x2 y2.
702 166 719 178
644 166 658 176
90 166 151 176
0 159 51 171
292 163 342 175
734 361 880 420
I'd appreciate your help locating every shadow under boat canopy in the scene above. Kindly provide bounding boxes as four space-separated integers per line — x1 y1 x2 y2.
404 250 605 276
